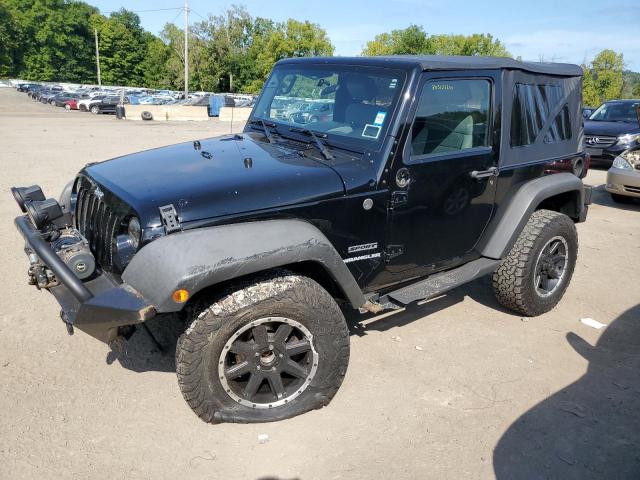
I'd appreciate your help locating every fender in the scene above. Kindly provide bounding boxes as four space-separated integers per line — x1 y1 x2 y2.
479 172 586 260
59 180 74 213
122 219 366 313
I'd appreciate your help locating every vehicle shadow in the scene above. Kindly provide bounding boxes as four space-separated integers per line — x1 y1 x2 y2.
107 276 510 372
589 183 640 210
493 304 640 479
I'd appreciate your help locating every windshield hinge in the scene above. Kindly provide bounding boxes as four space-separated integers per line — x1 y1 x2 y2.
389 191 409 209
159 204 181 234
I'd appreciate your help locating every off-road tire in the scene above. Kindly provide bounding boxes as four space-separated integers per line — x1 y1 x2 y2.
493 209 578 316
611 193 634 204
176 271 350 424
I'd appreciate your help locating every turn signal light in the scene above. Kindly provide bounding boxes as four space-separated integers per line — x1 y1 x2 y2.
172 289 189 303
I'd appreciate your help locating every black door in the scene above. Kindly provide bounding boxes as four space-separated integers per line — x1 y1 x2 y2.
385 73 499 282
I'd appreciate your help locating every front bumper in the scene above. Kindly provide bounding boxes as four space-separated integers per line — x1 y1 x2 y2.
606 166 640 198
587 142 639 165
14 215 156 343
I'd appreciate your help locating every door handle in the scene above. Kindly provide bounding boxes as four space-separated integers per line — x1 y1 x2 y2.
469 166 499 180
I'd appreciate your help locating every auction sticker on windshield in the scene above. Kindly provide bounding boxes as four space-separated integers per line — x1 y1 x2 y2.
374 112 386 126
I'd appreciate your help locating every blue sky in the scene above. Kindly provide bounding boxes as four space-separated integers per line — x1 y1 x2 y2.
90 0 640 70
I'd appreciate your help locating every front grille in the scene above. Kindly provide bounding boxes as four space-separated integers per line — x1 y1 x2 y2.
624 185 640 194
584 135 617 148
75 186 121 272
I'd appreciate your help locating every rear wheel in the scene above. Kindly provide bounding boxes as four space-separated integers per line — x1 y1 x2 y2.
90 105 99 114
493 209 578 316
176 271 350 424
64 104 71 110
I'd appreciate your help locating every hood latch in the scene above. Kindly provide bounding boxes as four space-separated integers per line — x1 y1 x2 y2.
159 204 181 234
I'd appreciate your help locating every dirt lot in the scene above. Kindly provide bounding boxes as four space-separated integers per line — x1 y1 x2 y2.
1 88 639 480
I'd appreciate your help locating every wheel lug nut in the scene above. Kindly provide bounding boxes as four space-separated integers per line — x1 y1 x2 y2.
269 345 274 350
257 365 261 370
278 353 283 358
255 352 259 357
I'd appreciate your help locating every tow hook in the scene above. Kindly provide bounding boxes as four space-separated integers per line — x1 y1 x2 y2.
60 310 74 335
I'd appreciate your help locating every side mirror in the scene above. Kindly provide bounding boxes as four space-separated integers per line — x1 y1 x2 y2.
636 104 640 127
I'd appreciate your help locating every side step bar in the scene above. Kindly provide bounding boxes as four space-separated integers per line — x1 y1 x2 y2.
385 258 501 306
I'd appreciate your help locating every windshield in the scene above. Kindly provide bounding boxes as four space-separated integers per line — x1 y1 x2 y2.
252 64 406 148
589 101 640 122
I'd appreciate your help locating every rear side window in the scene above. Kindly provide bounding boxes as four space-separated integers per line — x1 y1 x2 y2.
511 83 572 147
410 79 491 160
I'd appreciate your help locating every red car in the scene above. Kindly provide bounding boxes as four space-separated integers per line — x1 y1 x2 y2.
63 99 79 110
544 153 591 178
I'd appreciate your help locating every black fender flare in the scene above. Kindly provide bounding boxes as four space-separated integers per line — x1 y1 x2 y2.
59 180 74 213
121 219 366 313
478 172 586 260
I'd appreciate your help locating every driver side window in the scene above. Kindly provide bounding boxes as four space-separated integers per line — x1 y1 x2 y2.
409 79 491 161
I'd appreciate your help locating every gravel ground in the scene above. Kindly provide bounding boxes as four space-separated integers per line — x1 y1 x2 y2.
1 88 639 480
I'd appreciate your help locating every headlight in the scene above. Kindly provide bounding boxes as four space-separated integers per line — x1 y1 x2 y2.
25 198 64 229
11 185 45 212
612 156 632 170
617 133 640 145
127 217 141 250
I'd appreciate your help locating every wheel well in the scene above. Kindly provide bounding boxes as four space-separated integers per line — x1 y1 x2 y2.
182 261 349 312
536 190 581 220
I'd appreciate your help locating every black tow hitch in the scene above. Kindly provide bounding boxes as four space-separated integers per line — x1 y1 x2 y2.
60 310 74 335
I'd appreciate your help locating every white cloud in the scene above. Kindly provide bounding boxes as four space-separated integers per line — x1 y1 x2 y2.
505 30 640 70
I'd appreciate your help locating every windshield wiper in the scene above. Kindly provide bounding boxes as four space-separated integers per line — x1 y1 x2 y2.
289 127 334 160
249 119 277 144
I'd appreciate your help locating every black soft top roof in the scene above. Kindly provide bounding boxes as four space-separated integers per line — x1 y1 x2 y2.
277 55 583 77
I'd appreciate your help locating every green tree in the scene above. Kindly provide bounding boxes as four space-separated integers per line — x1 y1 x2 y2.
0 3 22 77
582 49 625 105
94 9 149 86
362 26 510 58
4 0 98 82
633 83 640 99
581 66 600 106
140 34 172 89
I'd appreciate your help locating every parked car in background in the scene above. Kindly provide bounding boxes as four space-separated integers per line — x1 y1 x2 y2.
52 93 83 107
63 99 79 110
545 153 591 178
89 96 130 114
606 145 640 203
78 95 106 111
584 99 640 166
16 83 40 92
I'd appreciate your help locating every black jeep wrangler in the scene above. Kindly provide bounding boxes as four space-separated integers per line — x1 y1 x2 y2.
12 56 591 424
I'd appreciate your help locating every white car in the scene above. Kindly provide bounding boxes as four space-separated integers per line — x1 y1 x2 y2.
78 95 107 112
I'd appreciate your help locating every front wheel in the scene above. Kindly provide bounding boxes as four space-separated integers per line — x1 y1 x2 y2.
493 209 578 316
176 271 350 424
90 105 99 114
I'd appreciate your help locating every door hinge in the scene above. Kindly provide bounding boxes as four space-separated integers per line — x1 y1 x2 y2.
159 204 181 234
384 244 404 262
390 191 409 208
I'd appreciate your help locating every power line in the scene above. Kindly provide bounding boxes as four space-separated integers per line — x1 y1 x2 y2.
101 7 183 15
190 9 207 21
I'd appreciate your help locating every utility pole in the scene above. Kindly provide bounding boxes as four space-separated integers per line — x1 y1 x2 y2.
184 0 189 99
94 28 101 87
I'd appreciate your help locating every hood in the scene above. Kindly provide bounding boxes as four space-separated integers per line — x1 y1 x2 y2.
584 120 640 137
84 133 346 225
